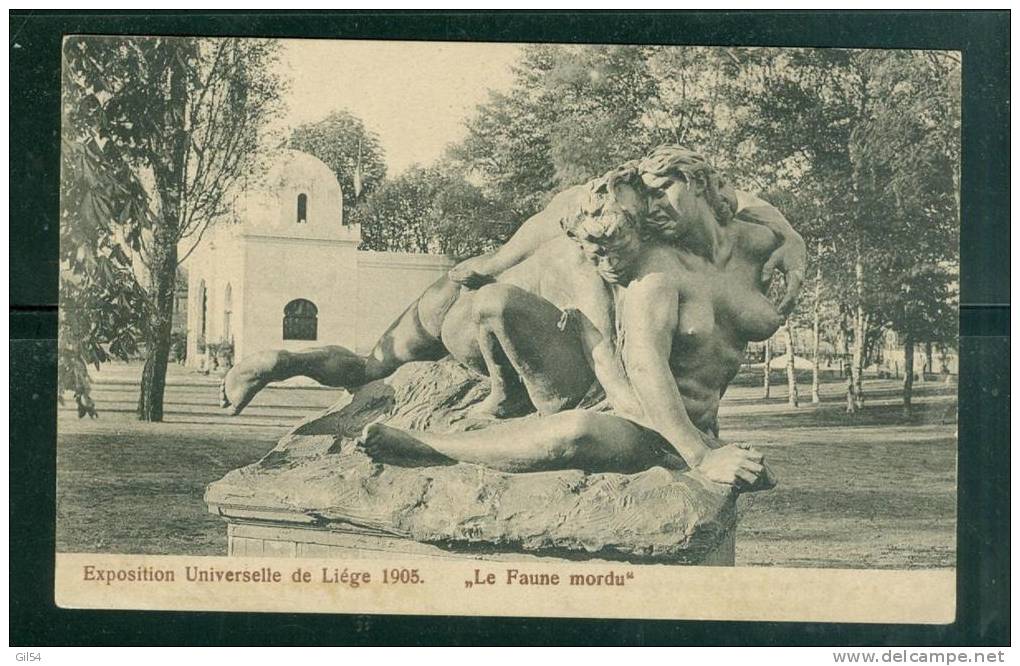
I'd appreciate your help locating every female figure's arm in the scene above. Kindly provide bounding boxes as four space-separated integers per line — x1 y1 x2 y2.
733 190 807 315
621 274 712 465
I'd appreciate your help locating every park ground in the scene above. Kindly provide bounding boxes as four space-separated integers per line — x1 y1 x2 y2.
56 362 957 568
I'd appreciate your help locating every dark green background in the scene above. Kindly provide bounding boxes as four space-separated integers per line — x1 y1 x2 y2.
10 10 1009 646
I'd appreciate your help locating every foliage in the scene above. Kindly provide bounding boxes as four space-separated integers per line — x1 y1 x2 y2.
451 45 663 221
60 36 285 419
58 135 152 417
352 164 513 258
60 39 961 416
447 44 960 410
59 40 155 417
712 48 959 408
289 109 387 211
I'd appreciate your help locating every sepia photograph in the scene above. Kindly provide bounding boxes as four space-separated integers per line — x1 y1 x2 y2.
54 34 961 620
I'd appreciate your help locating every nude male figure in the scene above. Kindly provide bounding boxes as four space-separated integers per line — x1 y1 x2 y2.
221 146 805 486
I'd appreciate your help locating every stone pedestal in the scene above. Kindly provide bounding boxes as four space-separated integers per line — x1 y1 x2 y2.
206 361 738 566
219 520 735 566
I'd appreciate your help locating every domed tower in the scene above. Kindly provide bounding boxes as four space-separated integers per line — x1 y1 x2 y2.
187 149 362 368
239 149 360 242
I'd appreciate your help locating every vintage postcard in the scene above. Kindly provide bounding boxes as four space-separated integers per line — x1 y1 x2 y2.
56 36 960 622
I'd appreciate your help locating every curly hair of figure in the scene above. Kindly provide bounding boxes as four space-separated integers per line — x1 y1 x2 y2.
559 145 738 250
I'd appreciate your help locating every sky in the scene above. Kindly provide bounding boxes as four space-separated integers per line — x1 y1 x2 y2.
275 39 522 175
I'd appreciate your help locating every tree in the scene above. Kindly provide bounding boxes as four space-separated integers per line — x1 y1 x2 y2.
62 36 285 421
879 265 958 414
289 110 387 211
449 46 561 220
852 52 960 412
59 102 152 417
353 166 439 254
723 48 868 411
539 45 658 186
430 174 517 258
451 44 660 223
352 164 513 258
642 45 755 175
809 262 825 404
726 48 959 413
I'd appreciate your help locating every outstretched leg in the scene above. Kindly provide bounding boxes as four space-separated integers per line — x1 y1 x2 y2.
221 346 369 415
222 276 459 414
360 410 682 474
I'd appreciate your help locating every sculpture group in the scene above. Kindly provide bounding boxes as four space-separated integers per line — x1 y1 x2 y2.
221 145 806 491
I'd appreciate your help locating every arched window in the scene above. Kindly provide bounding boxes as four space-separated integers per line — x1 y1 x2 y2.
283 299 317 341
222 283 233 341
296 193 308 223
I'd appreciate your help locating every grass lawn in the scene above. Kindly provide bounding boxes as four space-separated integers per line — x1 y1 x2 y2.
57 364 956 568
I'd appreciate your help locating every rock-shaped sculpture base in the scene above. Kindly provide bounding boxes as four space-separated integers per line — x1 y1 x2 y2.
205 360 737 565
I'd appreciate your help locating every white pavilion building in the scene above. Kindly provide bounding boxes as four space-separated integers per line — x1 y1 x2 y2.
185 149 454 369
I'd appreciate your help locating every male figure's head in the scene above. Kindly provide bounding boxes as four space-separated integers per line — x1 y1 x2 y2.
560 177 645 285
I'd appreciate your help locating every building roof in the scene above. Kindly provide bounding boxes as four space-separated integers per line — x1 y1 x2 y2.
261 148 342 195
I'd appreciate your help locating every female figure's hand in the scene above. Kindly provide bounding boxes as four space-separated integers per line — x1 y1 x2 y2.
694 443 770 489
762 237 807 315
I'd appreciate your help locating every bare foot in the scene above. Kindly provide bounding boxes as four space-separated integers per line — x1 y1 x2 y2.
358 422 455 467
220 366 268 415
473 387 534 419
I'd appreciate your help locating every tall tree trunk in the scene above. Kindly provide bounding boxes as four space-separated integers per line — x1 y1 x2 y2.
838 323 857 414
137 234 178 421
844 358 856 413
784 322 799 407
940 347 953 385
902 337 915 415
851 246 866 409
811 267 821 404
923 341 933 382
763 339 772 399
138 43 189 422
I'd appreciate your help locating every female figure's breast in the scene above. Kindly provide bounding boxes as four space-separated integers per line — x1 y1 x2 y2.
675 297 715 344
666 294 740 428
716 221 784 342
